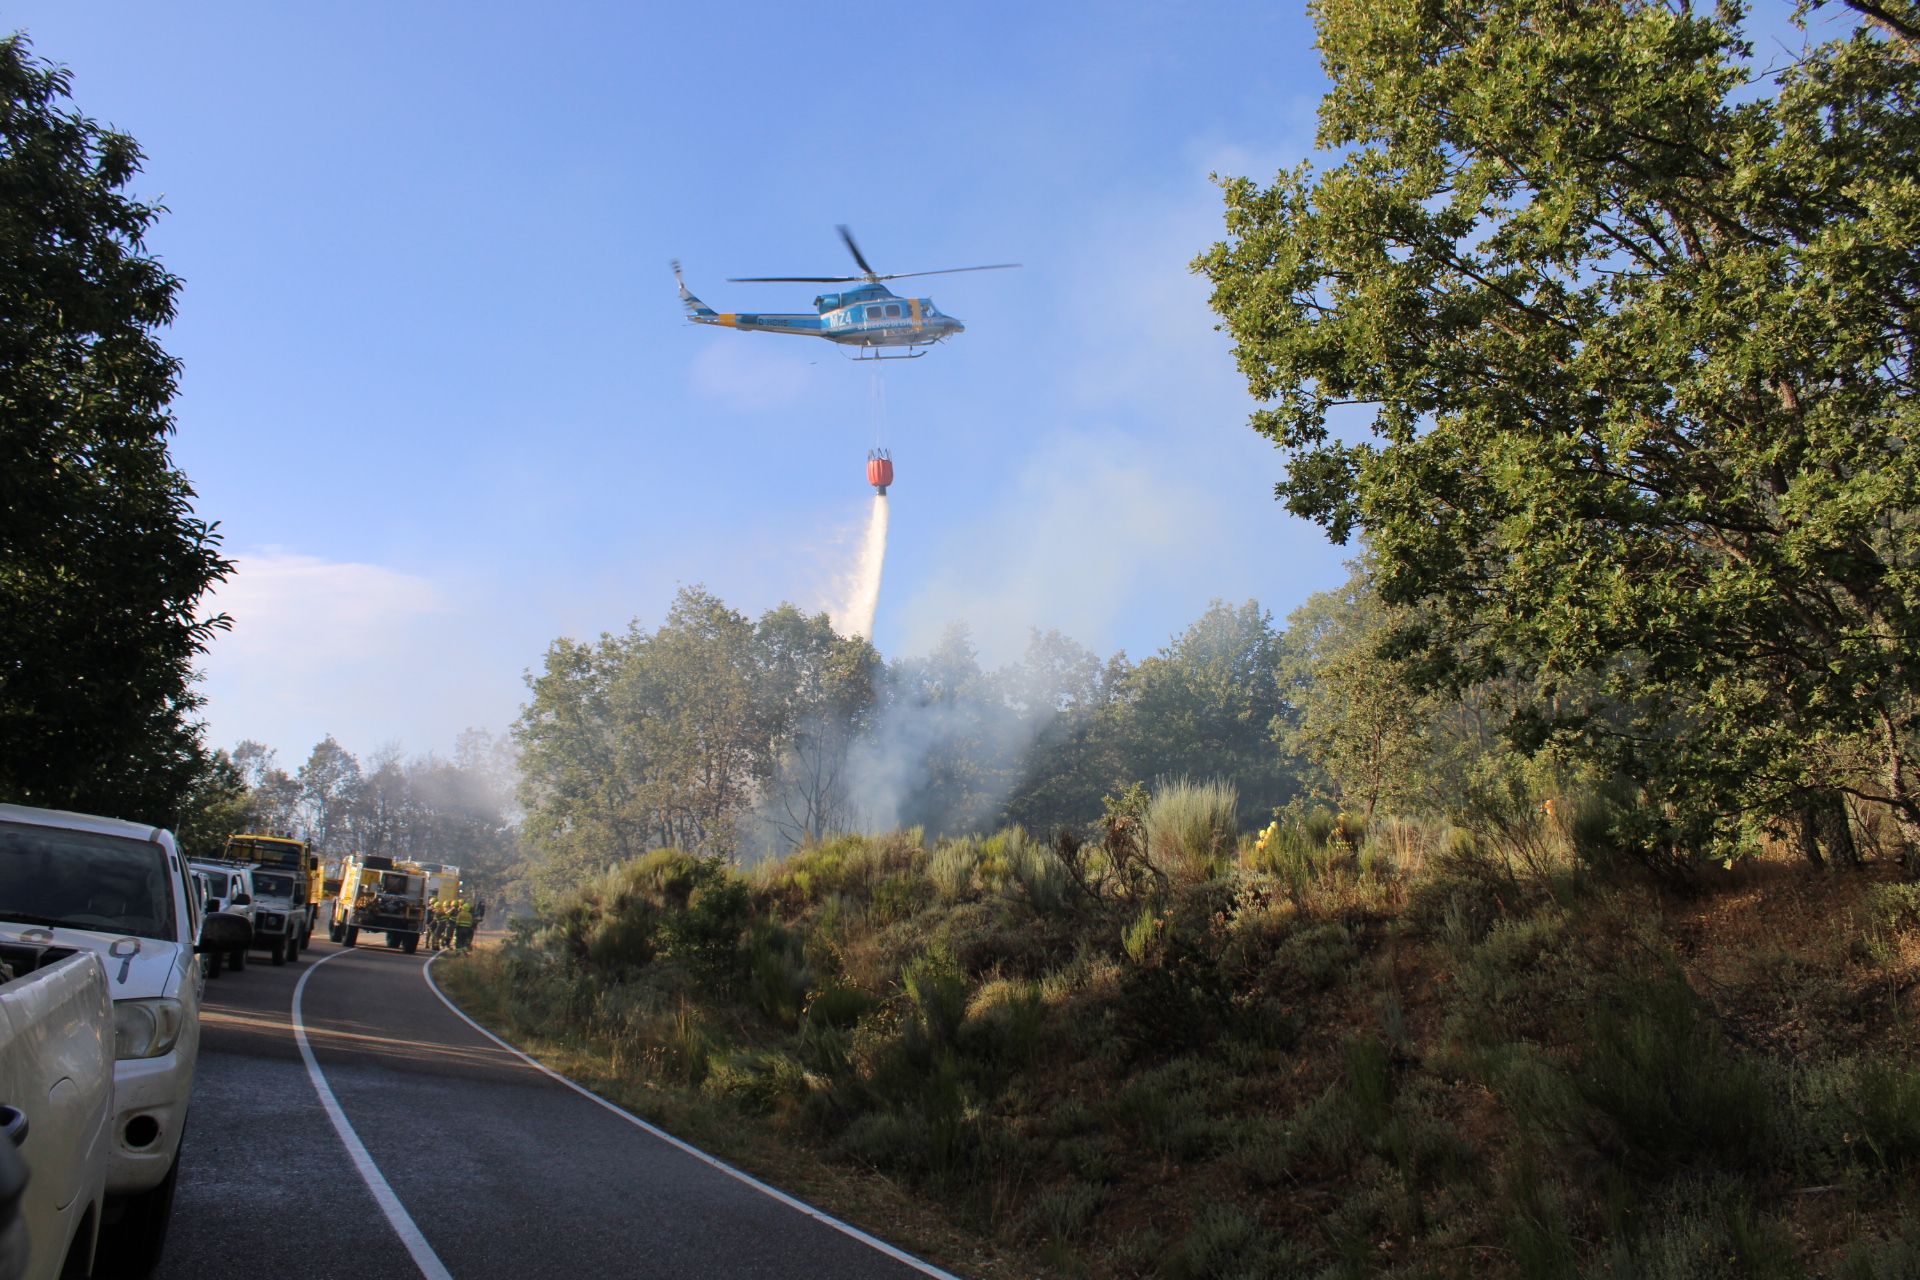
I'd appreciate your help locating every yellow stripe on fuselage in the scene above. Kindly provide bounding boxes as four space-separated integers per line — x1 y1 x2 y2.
909 298 923 329
715 313 739 328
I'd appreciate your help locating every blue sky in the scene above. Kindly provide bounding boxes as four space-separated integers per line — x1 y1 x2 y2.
15 0 1356 761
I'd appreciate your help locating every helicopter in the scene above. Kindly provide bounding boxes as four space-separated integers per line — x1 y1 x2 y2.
675 226 1018 359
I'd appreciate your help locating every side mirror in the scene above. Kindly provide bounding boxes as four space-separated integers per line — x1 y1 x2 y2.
198 912 251 951
231 893 252 907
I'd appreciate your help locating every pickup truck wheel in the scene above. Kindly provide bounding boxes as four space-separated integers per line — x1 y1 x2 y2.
95 1147 180 1278
229 946 247 972
270 937 287 966
343 926 358 947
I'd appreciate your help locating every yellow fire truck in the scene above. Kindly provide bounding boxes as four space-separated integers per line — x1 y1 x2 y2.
329 855 429 953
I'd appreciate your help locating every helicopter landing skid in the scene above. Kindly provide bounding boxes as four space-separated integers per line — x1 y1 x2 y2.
847 346 928 361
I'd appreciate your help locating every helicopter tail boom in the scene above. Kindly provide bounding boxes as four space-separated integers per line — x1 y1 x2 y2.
675 260 824 335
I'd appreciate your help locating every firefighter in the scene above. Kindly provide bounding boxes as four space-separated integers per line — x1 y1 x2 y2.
426 896 446 949
453 895 476 951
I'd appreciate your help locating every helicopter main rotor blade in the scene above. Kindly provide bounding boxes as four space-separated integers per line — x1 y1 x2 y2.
875 264 1023 281
726 275 865 283
837 225 877 278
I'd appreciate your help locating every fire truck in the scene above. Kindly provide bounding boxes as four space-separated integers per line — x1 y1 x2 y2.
329 855 429 952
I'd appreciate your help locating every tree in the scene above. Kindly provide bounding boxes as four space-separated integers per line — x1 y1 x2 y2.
1198 0 1920 859
296 736 363 853
754 604 879 849
1002 630 1130 834
0 36 231 824
171 748 255 861
1279 567 1432 822
232 740 302 835
1108 601 1296 826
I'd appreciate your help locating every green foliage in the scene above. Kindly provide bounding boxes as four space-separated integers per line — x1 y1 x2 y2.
1199 0 1920 856
170 750 256 862
960 978 1046 1071
515 588 879 891
1145 777 1240 881
927 836 983 901
901 945 970 1055
0 36 233 825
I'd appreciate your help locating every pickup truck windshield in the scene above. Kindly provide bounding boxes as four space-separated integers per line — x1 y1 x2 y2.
0 821 178 942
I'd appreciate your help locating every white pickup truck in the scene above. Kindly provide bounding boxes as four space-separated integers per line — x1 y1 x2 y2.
0 949 113 1279
0 802 249 1278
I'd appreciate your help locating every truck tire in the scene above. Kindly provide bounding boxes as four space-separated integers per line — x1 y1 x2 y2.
343 926 358 947
270 936 287 966
204 950 222 979
402 934 419 955
329 919 343 944
229 945 247 972
95 1146 180 1278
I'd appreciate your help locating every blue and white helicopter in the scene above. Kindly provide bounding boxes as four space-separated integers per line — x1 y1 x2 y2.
675 226 1018 360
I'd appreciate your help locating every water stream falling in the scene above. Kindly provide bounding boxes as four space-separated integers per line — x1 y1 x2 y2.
837 493 890 639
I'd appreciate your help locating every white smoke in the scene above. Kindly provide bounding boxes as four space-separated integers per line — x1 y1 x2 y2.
831 494 890 639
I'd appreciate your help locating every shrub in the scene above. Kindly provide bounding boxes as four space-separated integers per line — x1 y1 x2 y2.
804 983 877 1031
1146 778 1240 881
1004 829 1071 914
1572 975 1771 1171
1165 1204 1303 1280
928 837 982 901
902 945 970 1055
1021 1183 1102 1243
961 978 1046 1071
746 922 811 1028
703 1048 810 1116
657 872 751 982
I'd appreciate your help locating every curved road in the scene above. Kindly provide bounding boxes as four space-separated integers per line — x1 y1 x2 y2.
155 936 951 1279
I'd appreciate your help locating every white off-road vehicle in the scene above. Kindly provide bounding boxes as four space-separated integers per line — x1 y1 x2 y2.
188 861 256 977
0 802 248 1277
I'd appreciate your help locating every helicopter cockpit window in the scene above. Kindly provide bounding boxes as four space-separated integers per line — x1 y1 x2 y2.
886 304 903 318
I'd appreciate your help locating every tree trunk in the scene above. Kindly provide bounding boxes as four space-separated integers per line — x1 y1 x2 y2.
1883 713 1920 875
1799 791 1859 869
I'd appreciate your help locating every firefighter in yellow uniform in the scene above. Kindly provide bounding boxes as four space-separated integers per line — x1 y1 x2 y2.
453 896 476 951
428 896 449 949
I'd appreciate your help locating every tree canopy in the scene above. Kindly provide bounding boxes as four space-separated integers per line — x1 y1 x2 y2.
0 35 230 824
1198 0 1920 860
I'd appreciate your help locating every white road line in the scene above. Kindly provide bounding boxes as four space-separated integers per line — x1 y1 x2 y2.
421 954 964 1280
292 949 454 1280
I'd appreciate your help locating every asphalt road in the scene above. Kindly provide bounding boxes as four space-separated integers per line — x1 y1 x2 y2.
154 935 950 1280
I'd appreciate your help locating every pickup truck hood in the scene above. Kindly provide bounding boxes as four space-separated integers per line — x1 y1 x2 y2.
0 926 185 1000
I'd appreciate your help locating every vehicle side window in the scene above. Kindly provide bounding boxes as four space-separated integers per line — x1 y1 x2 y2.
887 304 903 318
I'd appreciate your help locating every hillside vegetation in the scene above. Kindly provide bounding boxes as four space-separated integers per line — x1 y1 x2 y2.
442 789 1920 1278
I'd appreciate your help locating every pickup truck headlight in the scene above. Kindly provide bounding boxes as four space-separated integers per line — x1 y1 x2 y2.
114 998 185 1060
